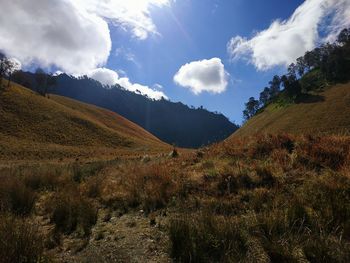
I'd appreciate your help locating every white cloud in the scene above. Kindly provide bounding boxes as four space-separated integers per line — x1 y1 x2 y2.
78 0 171 40
0 0 170 75
174 58 229 95
153 83 163 90
0 0 111 75
117 77 168 100
88 68 119 86
227 0 350 70
87 68 168 100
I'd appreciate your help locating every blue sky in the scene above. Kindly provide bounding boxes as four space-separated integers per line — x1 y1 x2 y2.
1 0 349 124
105 0 306 124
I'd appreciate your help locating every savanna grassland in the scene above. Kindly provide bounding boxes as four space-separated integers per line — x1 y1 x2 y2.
1 133 350 262
0 82 169 164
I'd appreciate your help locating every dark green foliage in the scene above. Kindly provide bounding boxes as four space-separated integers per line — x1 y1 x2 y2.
300 69 326 92
243 97 259 120
269 75 281 98
243 27 350 120
259 87 271 107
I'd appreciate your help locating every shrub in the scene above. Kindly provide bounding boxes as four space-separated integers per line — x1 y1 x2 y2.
217 173 238 195
169 214 247 263
48 192 97 236
249 134 295 159
0 214 46 263
117 164 177 212
255 165 275 187
24 172 58 191
82 176 103 198
72 161 104 183
0 177 36 215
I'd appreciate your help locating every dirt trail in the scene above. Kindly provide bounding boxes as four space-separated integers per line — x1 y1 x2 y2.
53 210 172 263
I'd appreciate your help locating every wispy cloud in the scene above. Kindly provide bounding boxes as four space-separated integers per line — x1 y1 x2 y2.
115 47 141 67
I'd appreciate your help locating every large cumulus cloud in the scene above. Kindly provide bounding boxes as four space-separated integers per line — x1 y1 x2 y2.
0 0 170 74
0 0 111 74
227 0 350 70
0 0 170 99
174 58 229 95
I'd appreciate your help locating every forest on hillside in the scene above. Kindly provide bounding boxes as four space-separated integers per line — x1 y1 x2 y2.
243 28 350 120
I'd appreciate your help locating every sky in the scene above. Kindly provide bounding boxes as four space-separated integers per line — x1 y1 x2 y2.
0 0 349 124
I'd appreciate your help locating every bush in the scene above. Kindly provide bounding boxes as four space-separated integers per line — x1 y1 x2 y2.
249 134 295 158
297 136 349 170
72 161 104 183
24 172 58 191
0 214 46 263
0 177 36 215
82 176 103 198
48 192 97 236
169 214 247 263
300 69 327 93
114 164 177 212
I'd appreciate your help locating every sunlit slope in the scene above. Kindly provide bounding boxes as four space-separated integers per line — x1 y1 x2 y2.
0 82 169 161
233 82 350 137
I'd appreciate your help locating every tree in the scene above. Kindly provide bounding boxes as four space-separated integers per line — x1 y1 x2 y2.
5 59 20 87
0 54 18 89
259 87 270 107
12 71 33 89
304 48 322 70
337 28 350 45
281 74 301 98
296 57 306 77
268 75 281 99
34 68 56 96
243 97 259 121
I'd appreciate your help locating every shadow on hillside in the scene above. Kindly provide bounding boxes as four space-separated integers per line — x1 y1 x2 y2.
295 94 325 104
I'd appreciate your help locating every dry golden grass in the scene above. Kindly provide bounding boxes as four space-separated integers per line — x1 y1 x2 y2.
233 82 350 137
167 134 350 263
1 134 350 262
2 80 350 262
0 82 170 162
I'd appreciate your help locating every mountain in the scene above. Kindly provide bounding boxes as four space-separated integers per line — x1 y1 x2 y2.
233 82 350 137
0 81 169 161
12 72 238 148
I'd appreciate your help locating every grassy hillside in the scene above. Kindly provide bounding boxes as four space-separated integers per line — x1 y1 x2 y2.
233 82 350 137
0 82 169 161
12 72 238 148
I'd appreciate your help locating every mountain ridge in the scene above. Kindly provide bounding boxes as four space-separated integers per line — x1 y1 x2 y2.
12 72 238 148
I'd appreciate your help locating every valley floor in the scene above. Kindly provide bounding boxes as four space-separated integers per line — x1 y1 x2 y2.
1 134 350 262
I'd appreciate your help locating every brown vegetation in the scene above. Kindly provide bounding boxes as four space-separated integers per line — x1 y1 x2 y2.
234 82 350 137
0 82 170 162
1 132 350 262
